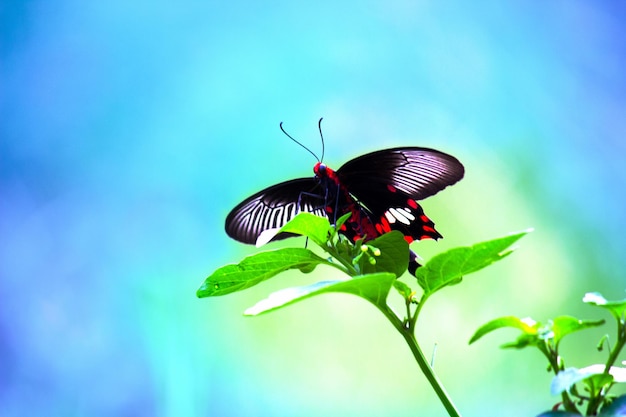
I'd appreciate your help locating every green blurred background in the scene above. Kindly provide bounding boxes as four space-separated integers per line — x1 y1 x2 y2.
2 1 625 416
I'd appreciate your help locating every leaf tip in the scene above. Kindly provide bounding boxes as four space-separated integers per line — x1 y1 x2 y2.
196 282 210 298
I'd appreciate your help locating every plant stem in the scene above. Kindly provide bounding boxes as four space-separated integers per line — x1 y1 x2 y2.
538 343 579 413
325 246 359 276
586 319 626 415
604 320 626 373
402 330 462 417
378 305 462 417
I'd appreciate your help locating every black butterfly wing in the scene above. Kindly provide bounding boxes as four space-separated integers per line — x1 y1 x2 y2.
336 147 464 200
336 147 464 240
225 178 327 244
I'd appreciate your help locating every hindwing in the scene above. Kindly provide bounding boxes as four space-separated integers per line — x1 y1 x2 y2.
225 178 327 244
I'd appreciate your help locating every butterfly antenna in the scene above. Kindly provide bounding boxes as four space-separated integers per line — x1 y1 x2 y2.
279 122 320 162
317 117 325 162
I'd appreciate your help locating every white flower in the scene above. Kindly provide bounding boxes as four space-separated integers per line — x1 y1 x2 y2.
551 365 626 395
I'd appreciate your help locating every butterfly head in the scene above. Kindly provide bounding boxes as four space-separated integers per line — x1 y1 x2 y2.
313 162 327 177
314 162 339 184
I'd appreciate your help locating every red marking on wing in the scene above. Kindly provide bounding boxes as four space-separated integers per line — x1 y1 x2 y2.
407 199 418 209
404 236 414 244
387 184 397 193
375 216 392 234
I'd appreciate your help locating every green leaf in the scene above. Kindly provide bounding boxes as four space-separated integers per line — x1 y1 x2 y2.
197 248 332 297
584 292 626 321
501 333 541 349
586 373 615 397
393 280 414 299
360 231 409 277
470 315 605 350
551 315 605 346
415 230 530 296
244 272 397 316
333 212 353 236
256 212 332 247
469 315 539 345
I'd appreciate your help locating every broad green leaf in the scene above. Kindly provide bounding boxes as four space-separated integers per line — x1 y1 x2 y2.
469 316 538 345
256 212 332 247
415 230 530 295
197 248 332 297
360 231 409 277
551 316 605 346
600 394 626 417
244 272 397 316
584 292 626 321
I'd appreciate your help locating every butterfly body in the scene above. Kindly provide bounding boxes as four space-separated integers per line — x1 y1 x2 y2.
312 161 381 242
225 147 464 252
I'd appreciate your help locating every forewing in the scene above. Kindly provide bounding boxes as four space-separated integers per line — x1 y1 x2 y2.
225 178 327 244
336 147 464 202
336 147 464 242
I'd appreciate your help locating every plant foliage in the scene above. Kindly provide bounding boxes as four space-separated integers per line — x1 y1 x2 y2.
198 213 531 417
471 292 626 416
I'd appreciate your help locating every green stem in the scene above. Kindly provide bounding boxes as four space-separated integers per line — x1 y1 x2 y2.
323 242 362 277
324 246 359 276
378 305 461 417
604 320 626 373
538 343 578 413
586 320 626 415
410 294 429 330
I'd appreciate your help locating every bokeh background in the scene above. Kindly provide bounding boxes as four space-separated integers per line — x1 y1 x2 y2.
2 1 625 416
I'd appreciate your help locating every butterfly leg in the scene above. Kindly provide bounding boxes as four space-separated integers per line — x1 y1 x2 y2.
296 181 343 226
296 190 327 217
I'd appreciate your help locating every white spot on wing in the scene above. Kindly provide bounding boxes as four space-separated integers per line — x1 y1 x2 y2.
256 228 281 247
401 207 415 221
385 211 396 223
388 207 411 225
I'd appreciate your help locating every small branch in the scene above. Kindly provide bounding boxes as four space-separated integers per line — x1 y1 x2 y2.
322 245 359 276
603 320 626 373
538 343 579 413
407 293 428 332
586 319 626 415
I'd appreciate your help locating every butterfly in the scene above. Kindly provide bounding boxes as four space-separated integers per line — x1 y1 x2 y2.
225 121 464 274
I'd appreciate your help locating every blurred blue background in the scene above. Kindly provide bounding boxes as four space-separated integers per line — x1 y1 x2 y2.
2 1 625 416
